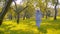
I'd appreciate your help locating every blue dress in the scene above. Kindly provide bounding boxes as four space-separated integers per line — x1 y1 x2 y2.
36 10 42 27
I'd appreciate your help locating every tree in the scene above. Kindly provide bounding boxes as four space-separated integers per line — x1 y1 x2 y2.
52 0 58 20
13 0 20 23
12 0 28 23
23 0 35 20
0 0 12 25
54 0 58 20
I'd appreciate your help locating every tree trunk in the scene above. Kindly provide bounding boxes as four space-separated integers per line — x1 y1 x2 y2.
14 0 17 11
0 18 3 25
8 13 12 20
17 13 20 24
42 12 44 18
45 0 48 19
54 4 57 20
0 0 12 25
23 11 26 20
46 11 48 19
54 0 58 20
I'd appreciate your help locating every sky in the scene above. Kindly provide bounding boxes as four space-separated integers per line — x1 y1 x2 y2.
16 0 22 4
59 0 60 3
12 0 60 8
14 0 60 4
12 0 22 5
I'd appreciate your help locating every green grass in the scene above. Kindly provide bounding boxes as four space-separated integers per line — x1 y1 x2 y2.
0 17 60 34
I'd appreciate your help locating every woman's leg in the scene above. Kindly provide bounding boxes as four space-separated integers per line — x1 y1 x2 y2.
36 20 41 27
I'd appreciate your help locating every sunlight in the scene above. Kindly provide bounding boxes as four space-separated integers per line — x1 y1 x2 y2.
12 0 23 5
59 0 60 3
16 0 22 4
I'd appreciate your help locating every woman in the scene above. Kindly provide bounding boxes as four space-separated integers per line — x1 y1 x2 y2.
35 7 42 32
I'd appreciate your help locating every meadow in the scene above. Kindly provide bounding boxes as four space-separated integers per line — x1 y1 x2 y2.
0 17 60 34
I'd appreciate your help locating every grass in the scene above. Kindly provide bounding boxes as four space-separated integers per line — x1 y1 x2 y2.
0 17 60 34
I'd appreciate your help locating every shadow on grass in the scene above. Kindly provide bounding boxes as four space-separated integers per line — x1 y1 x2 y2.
0 31 4 34
42 18 60 30
10 30 34 34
